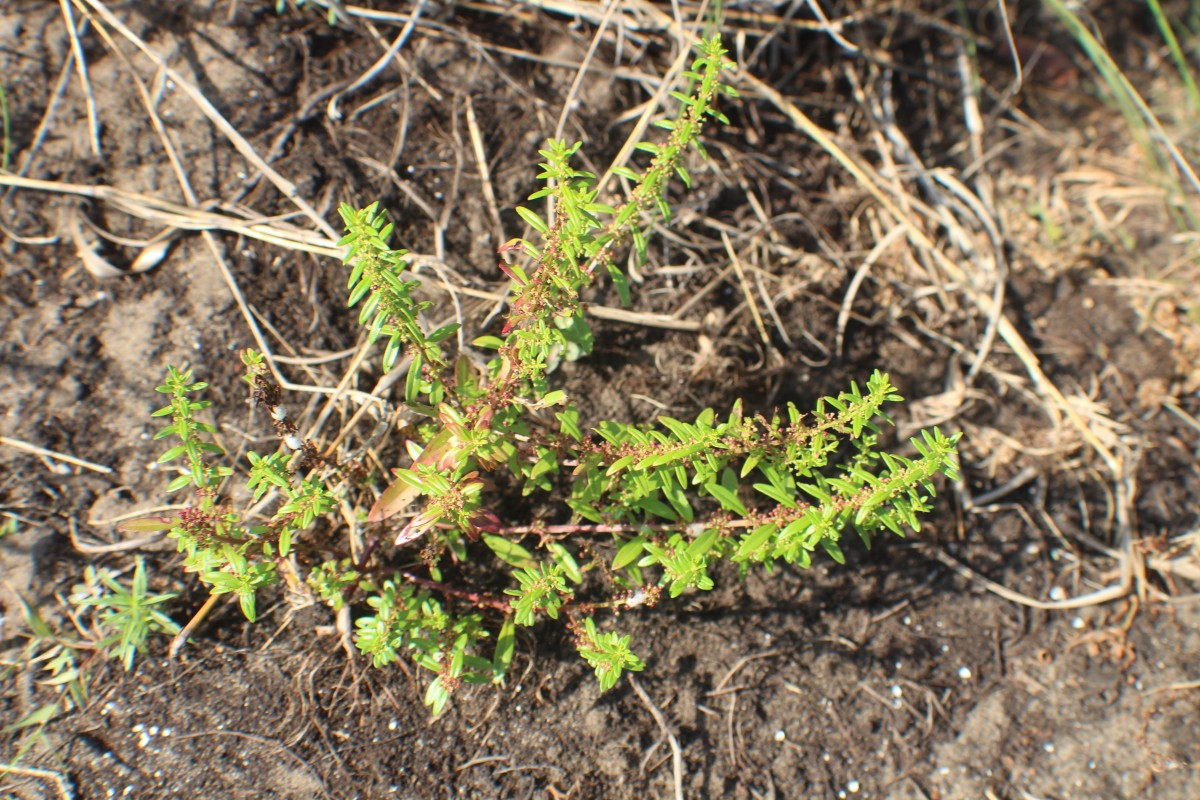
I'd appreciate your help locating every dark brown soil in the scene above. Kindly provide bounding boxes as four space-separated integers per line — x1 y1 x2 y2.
2 2 1199 799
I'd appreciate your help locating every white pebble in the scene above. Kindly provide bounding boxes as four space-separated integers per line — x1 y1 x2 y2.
958 666 972 681
1071 616 1085 629
285 435 303 450
890 685 903 698
773 729 786 742
847 779 861 793
1049 586 1066 601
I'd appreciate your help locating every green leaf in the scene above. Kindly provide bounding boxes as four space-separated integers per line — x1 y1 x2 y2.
687 527 720 559
492 617 516 680
239 591 258 622
405 353 423 405
3 702 58 734
753 482 797 508
740 455 761 478
482 534 537 569
547 542 583 584
612 537 646 570
119 516 177 534
425 678 451 716
702 481 747 516
515 205 550 234
157 445 188 463
606 262 631 307
635 497 678 522
541 390 567 407
428 323 460 343
822 538 846 565
166 475 193 492
736 523 776 561
13 592 53 639
567 499 604 523
556 406 582 442
606 455 636 477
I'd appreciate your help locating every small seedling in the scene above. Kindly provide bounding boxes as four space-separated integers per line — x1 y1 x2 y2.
70 558 181 671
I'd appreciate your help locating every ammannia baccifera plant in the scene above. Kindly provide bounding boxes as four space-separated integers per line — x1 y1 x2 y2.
130 36 960 714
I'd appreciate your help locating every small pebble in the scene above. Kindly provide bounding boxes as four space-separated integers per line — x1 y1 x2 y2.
958 666 972 681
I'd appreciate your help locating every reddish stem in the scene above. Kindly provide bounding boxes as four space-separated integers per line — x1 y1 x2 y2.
398 570 511 611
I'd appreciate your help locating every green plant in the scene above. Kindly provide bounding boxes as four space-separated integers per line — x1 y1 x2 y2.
126 35 959 715
1041 0 1200 232
1 594 90 763
69 558 181 671
0 562 177 762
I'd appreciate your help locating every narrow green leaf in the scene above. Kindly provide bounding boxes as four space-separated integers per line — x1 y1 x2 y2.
753 482 797 508
405 353 423 405
703 481 747 516
482 534 537 569
547 542 583 584
428 323 460 343
822 538 846 565
3 702 58 734
515 206 550 234
612 537 646 570
492 617 516 679
736 524 776 561
635 497 678 522
687 526 720 559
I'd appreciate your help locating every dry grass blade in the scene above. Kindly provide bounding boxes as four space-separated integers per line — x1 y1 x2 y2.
76 0 339 241
742 71 1120 473
930 547 1132 611
0 435 113 475
629 676 684 800
0 765 74 800
326 0 428 120
58 0 100 156
2 173 343 257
